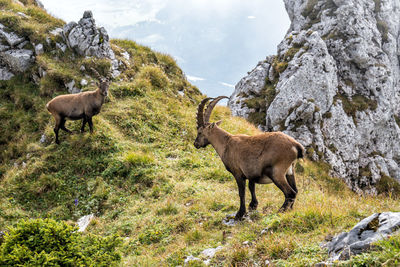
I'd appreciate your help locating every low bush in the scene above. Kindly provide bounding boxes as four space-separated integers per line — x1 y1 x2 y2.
0 218 121 266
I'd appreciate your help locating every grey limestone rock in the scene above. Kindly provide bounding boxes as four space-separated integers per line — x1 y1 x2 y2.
0 66 14 80
325 212 400 261
61 11 120 77
1 49 34 73
0 24 25 47
34 43 44 55
229 0 400 193
65 80 81 94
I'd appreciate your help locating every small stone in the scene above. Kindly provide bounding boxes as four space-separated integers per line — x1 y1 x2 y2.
121 51 130 61
40 134 46 144
35 43 44 55
184 255 200 264
242 240 250 246
77 214 94 232
56 42 67 53
50 28 63 36
16 12 28 18
201 246 223 259
0 66 14 80
80 79 88 86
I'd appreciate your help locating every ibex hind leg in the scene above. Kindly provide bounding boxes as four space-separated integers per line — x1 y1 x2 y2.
53 114 61 144
271 166 297 212
286 164 297 193
88 117 94 133
60 117 72 134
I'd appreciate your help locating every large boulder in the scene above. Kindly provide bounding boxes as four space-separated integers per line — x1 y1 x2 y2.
325 212 400 261
229 0 400 194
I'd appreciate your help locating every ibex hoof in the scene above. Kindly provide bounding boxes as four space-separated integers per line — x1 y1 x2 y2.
249 202 258 211
234 211 246 221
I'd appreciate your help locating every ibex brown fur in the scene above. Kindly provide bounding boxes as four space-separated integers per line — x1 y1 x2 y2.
46 68 110 144
194 96 305 220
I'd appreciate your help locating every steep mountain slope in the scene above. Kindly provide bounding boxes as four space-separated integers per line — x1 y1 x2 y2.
0 1 399 266
229 0 400 194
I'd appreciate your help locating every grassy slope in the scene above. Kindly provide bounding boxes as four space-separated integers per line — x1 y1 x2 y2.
0 1 399 266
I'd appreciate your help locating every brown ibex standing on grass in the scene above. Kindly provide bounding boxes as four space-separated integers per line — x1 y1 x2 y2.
194 96 305 220
46 68 110 144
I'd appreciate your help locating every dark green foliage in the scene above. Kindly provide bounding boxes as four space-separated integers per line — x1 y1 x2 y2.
376 173 400 198
0 218 121 266
243 77 278 126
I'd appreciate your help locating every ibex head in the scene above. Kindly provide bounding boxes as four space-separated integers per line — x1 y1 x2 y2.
194 96 228 149
90 67 111 97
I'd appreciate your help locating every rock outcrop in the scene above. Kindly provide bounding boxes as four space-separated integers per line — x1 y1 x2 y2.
324 212 400 261
62 11 120 77
0 23 34 80
229 0 400 194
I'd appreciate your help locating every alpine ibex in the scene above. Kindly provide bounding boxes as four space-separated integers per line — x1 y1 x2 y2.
46 68 110 144
194 96 305 220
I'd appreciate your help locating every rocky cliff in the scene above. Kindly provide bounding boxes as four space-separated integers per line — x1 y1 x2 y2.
229 0 400 194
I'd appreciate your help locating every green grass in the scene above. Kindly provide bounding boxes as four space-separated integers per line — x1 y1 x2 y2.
0 2 399 266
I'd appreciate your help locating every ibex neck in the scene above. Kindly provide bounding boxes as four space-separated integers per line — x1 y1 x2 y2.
207 126 231 158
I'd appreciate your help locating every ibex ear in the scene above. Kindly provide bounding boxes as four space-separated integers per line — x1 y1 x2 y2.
210 121 222 128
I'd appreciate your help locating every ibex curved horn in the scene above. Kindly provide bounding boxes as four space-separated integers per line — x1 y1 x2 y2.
204 96 229 123
197 97 212 128
90 67 102 81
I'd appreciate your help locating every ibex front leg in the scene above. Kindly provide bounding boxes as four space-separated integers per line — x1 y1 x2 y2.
248 180 258 211
234 177 246 220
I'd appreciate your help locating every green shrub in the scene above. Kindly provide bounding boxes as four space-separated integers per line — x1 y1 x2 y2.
0 218 121 266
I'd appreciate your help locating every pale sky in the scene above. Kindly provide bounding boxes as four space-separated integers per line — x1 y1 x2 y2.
41 0 290 97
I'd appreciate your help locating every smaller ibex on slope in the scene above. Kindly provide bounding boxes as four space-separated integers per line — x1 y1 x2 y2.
194 96 305 220
46 68 110 144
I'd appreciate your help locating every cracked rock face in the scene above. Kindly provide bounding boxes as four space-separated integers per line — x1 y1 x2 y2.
229 0 400 193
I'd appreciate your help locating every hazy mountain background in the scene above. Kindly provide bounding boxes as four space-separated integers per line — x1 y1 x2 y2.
41 0 290 98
